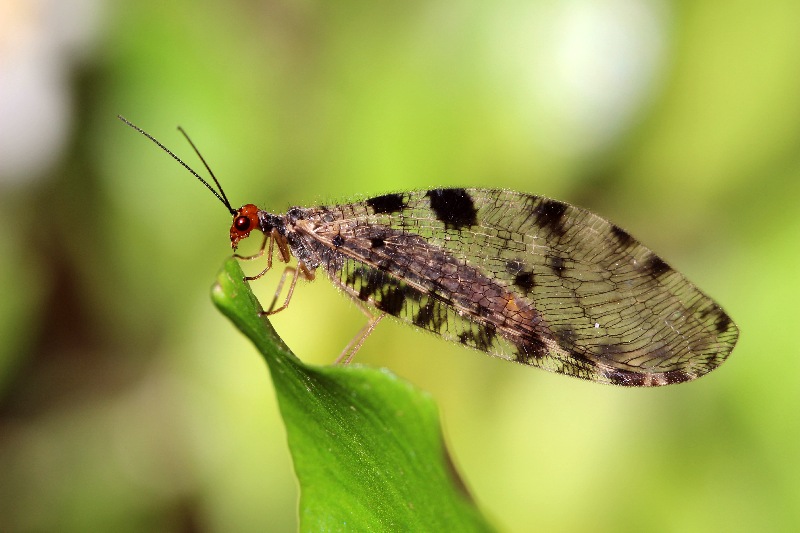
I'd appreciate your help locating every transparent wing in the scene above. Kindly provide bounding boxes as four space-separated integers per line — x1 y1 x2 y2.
311 188 737 386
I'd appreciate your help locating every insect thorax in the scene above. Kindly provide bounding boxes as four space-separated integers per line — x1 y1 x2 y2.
259 207 325 271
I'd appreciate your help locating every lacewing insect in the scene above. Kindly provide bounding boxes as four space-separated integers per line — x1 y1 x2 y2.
119 116 738 386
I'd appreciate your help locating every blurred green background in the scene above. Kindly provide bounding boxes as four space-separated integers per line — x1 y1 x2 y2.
1 0 798 531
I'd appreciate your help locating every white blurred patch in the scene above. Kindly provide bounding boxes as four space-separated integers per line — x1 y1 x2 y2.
489 0 670 155
0 0 101 186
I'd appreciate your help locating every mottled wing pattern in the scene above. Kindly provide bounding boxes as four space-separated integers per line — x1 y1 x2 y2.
305 188 737 386
326 257 523 360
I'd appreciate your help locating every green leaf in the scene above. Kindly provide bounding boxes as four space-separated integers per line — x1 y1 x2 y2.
211 258 496 532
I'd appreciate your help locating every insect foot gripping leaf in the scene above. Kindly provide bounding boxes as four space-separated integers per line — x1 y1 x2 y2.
211 258 496 532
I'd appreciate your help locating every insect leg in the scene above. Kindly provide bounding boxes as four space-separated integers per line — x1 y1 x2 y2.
335 301 386 364
233 233 268 261
262 266 297 315
244 229 282 281
274 231 291 263
260 260 315 316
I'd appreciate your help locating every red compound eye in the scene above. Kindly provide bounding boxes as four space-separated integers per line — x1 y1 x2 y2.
230 204 261 249
234 215 251 232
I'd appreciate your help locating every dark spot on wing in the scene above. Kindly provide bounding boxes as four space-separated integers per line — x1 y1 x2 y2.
555 327 577 351
414 302 433 328
513 271 535 292
376 286 405 315
413 299 446 331
642 254 671 279
598 351 695 386
367 193 406 214
414 301 434 328
603 369 646 387
532 199 569 237
661 370 692 385
345 265 407 315
458 325 496 352
514 336 548 363
426 188 478 229
332 234 344 247
713 309 733 334
345 267 381 302
358 279 380 301
370 236 385 249
482 326 497 350
505 259 524 274
343 268 359 287
610 224 635 248
548 255 566 277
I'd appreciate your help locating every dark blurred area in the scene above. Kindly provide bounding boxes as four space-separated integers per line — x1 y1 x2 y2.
1 1 798 531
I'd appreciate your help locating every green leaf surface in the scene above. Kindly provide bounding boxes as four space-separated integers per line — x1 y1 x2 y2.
211 258 495 532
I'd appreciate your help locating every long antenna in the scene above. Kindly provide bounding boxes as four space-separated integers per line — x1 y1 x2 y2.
117 115 236 215
176 126 233 212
